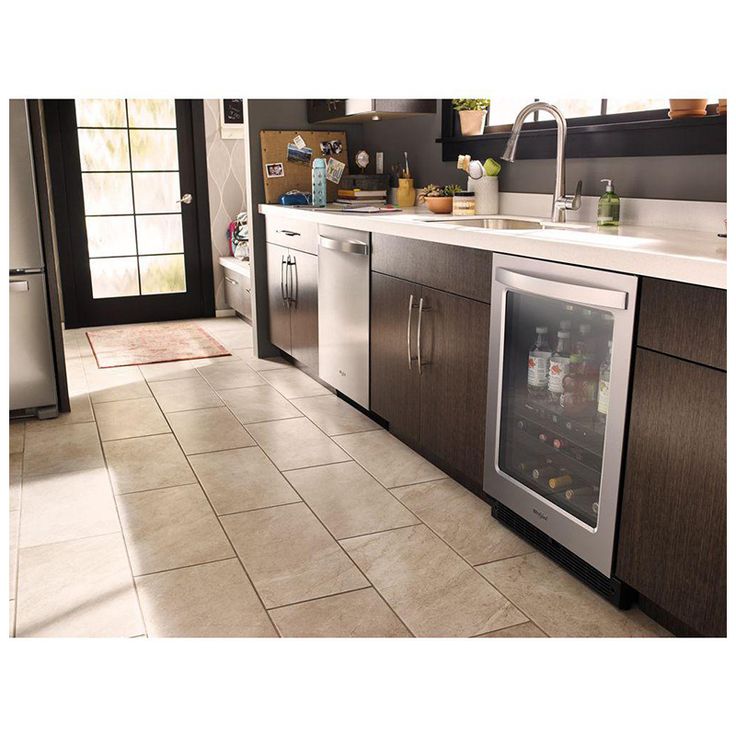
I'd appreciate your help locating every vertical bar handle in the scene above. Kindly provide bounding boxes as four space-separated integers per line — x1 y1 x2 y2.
287 254 296 304
280 255 287 302
417 297 430 374
407 294 415 370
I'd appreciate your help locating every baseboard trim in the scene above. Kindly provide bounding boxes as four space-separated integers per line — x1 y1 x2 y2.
216 309 236 317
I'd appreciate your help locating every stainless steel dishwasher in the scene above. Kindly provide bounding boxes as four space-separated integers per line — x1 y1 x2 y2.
318 224 370 409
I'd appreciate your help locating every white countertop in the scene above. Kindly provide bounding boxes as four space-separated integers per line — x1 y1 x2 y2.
258 204 727 289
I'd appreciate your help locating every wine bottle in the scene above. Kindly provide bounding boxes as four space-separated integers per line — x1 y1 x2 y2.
531 464 559 482
564 486 598 501
548 474 573 490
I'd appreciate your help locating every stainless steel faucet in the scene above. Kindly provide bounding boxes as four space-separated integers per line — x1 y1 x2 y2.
502 102 582 223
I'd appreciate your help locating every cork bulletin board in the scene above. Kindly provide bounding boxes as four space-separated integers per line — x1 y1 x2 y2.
259 130 349 203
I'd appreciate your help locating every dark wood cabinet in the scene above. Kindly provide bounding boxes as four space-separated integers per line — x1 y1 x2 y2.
616 348 726 636
266 243 318 370
306 99 347 123
370 272 491 489
307 99 435 124
370 273 421 445
419 286 491 486
289 250 319 371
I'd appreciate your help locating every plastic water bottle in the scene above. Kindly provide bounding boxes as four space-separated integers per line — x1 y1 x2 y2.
312 158 327 208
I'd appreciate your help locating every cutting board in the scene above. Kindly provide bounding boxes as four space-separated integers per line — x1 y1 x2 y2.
259 129 348 203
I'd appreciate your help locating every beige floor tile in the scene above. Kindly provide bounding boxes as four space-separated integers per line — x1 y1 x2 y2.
479 622 547 637
261 366 331 399
19 467 119 548
271 587 410 638
476 553 669 638
219 385 302 424
391 478 533 565
341 524 527 637
167 407 256 455
247 417 349 471
104 434 195 494
94 397 169 441
9 421 25 454
23 421 104 479
207 327 253 350
290 395 380 436
9 510 19 599
136 558 275 638
231 348 287 372
140 360 204 382
117 484 233 575
222 503 368 609
85 364 151 404
53 392 95 424
334 430 446 489
15 533 144 637
285 462 419 540
197 361 264 390
9 453 22 512
189 446 299 515
149 376 223 413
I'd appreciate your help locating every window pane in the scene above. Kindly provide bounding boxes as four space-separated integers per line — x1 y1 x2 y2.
133 172 181 213
77 129 130 172
75 99 127 127
136 215 184 254
90 257 140 298
488 98 536 126
605 98 669 114
85 216 136 257
127 99 176 128
81 173 134 215
130 129 179 171
140 254 186 294
544 99 602 119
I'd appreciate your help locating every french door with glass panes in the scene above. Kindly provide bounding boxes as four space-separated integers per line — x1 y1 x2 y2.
46 99 211 327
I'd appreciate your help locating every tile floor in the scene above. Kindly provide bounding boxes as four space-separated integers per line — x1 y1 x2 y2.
8 317 669 638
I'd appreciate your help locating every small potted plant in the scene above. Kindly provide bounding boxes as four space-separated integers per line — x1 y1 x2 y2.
452 99 491 136
421 184 462 214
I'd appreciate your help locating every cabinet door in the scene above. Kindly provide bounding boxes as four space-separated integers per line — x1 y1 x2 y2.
370 272 421 445
418 286 491 487
289 250 319 370
306 99 346 123
266 243 291 354
616 349 726 636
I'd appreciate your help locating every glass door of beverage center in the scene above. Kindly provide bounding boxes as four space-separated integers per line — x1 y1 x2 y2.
484 254 638 576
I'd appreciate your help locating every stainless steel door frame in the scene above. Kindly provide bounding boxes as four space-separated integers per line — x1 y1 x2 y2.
484 253 638 575
317 224 370 409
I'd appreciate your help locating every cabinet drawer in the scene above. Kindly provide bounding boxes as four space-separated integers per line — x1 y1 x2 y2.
266 214 318 255
637 277 726 370
223 268 250 318
372 233 493 303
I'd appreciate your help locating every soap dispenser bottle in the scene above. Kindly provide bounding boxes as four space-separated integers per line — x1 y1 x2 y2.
311 158 327 208
597 178 620 226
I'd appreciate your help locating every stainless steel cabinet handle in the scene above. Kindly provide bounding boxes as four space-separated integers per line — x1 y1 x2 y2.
277 229 299 237
407 294 415 370
177 193 193 205
224 276 238 286
320 237 369 256
496 267 628 310
417 297 430 375
280 255 287 302
10 280 29 292
287 255 296 303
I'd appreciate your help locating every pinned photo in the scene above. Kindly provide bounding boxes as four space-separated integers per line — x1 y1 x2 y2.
320 139 343 156
292 134 307 150
265 162 285 178
325 157 346 184
287 143 312 165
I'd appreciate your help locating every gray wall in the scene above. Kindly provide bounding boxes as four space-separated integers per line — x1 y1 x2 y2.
358 100 727 202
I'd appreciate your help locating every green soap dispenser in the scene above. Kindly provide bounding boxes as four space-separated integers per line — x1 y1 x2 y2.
597 178 620 226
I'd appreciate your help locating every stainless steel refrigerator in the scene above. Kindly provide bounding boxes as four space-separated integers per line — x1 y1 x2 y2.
9 99 59 419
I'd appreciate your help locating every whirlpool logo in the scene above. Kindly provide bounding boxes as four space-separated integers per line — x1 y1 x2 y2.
533 508 548 522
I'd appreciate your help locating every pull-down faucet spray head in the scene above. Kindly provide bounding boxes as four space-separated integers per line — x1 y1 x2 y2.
502 130 520 162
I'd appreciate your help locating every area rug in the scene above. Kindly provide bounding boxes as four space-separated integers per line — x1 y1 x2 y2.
87 323 231 368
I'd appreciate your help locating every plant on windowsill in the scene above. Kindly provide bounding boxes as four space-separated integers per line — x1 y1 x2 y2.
420 184 462 214
452 99 491 136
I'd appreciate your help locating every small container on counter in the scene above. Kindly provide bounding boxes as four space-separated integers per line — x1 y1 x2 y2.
452 190 475 216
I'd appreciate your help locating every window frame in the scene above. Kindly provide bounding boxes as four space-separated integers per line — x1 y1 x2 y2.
438 100 725 161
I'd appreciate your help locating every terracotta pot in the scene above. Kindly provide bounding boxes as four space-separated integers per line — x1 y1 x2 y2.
425 196 453 214
458 109 487 136
718 98 727 115
668 98 708 119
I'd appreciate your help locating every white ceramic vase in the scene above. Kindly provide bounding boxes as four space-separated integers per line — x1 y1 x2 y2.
470 175 499 215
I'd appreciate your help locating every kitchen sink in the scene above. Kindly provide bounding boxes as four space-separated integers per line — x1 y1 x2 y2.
437 217 544 230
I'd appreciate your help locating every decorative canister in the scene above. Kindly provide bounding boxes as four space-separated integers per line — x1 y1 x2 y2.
452 191 475 216
397 178 416 208
311 157 327 207
472 176 499 215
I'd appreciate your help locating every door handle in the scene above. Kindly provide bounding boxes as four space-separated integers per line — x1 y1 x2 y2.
177 193 193 205
10 280 29 292
407 294 418 370
495 267 628 310
276 229 300 237
287 255 296 304
280 255 287 302
319 237 369 255
224 276 238 286
417 297 430 375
